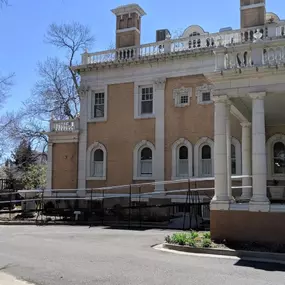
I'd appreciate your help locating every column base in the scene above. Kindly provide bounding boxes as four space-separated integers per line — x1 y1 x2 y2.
249 201 270 212
240 192 252 201
210 197 230 210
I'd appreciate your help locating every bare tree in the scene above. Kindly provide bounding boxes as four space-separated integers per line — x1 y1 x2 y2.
26 22 95 120
0 0 8 8
0 73 14 107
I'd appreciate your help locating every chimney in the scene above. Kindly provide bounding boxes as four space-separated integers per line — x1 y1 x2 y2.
111 4 146 49
240 0 266 28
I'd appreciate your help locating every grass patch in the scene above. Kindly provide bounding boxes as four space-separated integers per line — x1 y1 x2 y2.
165 231 216 248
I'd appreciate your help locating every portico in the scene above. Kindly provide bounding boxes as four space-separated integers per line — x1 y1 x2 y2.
209 68 285 243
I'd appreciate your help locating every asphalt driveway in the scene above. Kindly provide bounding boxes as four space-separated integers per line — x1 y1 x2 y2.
0 226 284 285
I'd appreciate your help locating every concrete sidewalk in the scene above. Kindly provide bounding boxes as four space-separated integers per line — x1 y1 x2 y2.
0 273 34 285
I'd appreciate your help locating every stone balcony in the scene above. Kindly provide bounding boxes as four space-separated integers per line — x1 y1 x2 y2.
49 118 80 132
47 118 80 143
80 22 285 67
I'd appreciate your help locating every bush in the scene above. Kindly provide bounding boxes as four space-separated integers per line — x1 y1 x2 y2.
203 232 211 239
165 231 213 248
171 233 188 245
202 238 212 248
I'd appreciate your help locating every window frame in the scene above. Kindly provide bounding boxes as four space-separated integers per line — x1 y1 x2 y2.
196 84 213 105
171 138 193 179
140 85 154 115
267 134 285 180
88 86 108 122
86 142 107 181
134 81 155 119
173 87 192 108
133 140 155 180
231 137 242 176
194 137 214 177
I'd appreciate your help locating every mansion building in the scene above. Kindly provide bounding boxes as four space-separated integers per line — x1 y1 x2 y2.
47 1 285 243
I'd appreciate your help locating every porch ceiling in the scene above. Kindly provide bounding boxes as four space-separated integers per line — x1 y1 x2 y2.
231 93 285 126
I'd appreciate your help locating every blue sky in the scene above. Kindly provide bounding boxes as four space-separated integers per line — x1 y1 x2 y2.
0 0 283 112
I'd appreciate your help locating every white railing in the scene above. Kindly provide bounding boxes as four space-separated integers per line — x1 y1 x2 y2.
50 118 79 132
81 23 285 65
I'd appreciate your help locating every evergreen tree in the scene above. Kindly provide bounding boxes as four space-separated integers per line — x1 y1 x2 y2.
11 139 36 171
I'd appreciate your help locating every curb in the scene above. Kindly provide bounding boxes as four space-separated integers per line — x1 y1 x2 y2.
163 243 285 264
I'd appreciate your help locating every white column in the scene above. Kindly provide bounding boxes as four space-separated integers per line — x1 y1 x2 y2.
211 96 230 210
77 88 89 196
249 92 270 212
154 78 166 192
240 122 252 200
226 102 233 201
46 142 53 190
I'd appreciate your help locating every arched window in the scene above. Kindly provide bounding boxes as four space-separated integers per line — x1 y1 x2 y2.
194 137 214 177
133 140 155 180
266 134 285 179
86 142 107 180
140 147 152 176
93 149 104 177
179 146 189 176
201 145 212 177
172 139 193 179
273 142 285 174
231 144 236 175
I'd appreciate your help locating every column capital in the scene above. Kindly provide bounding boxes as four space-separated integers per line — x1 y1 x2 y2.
212 95 229 103
154 78 166 91
248 92 266 100
240 122 252 128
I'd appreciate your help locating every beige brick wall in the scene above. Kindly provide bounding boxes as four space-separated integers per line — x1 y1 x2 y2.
52 143 78 189
87 82 155 190
241 6 265 28
116 30 140 48
164 75 241 181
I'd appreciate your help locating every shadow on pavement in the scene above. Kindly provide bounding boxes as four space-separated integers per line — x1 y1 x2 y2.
234 259 285 272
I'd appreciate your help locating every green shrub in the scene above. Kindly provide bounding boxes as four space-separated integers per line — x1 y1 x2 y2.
190 231 199 239
203 232 211 239
186 238 196 247
172 233 188 245
202 238 212 248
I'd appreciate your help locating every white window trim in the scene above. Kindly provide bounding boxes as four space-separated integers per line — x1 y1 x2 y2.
196 84 214 105
173 87 192 108
171 138 193 180
88 86 108 122
134 81 155 119
133 140 155 180
194 137 214 177
231 137 242 176
267 134 285 180
86 141 107 180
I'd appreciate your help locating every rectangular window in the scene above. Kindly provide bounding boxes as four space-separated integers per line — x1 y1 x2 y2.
202 92 211 102
93 92 105 118
180 95 189 105
140 86 153 115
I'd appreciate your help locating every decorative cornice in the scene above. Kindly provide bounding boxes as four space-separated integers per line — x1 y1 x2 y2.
73 49 215 73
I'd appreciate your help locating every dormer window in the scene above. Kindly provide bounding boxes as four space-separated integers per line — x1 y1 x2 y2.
190 32 200 37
